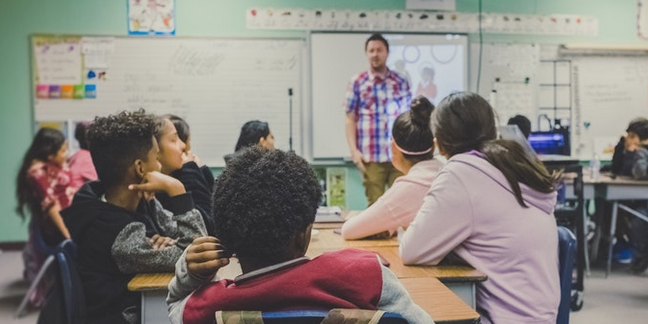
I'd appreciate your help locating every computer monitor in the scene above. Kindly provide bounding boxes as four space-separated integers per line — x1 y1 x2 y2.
528 130 571 156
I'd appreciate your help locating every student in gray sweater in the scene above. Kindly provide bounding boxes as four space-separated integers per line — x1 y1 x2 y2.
62 109 206 324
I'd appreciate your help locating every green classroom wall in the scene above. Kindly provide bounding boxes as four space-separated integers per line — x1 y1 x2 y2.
0 0 645 243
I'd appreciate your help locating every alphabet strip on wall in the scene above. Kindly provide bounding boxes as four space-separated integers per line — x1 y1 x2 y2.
246 8 598 36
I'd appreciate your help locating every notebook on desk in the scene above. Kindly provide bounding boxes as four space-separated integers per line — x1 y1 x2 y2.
315 206 345 223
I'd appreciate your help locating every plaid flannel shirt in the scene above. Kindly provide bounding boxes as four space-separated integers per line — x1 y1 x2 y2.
345 69 411 162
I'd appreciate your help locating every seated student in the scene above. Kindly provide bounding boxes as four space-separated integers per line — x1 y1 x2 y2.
223 120 275 165
604 118 648 273
167 147 433 324
68 121 98 188
507 114 532 139
166 114 215 185
399 92 560 324
341 96 443 240
62 109 206 324
155 114 216 236
606 117 648 177
16 127 76 306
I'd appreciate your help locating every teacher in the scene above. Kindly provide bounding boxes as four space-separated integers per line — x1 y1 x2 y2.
344 33 412 206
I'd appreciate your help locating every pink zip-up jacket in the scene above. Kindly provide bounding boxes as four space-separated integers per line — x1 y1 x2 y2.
399 152 560 324
341 159 443 239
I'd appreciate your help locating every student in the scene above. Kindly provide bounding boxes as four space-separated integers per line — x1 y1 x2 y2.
341 96 443 240
62 109 206 324
156 114 216 236
607 117 648 177
605 118 648 273
167 147 433 324
507 114 532 139
68 121 98 188
399 92 560 324
16 127 76 306
223 120 275 165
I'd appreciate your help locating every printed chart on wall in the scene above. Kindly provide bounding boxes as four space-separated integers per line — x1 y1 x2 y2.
573 56 648 159
470 43 540 125
32 35 304 167
128 0 176 35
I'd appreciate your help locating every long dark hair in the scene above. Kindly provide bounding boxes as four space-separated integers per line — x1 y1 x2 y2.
433 92 558 207
392 96 434 163
235 120 270 152
16 128 66 219
163 114 190 143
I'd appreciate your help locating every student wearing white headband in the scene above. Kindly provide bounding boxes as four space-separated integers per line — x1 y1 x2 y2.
341 96 443 240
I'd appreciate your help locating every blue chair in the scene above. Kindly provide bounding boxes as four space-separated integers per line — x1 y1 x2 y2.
217 309 408 324
35 240 86 324
557 226 576 324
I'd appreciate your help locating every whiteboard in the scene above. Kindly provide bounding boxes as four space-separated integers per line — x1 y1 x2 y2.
572 56 648 158
33 36 304 167
311 32 468 159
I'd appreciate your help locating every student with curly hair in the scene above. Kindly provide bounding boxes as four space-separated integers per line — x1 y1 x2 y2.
167 147 433 324
341 96 443 240
399 92 560 324
62 109 206 324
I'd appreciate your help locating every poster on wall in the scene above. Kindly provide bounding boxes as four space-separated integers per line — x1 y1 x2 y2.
639 0 648 39
128 0 176 35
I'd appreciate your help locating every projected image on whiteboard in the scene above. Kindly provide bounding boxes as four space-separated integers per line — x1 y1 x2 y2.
385 35 466 105
310 33 468 159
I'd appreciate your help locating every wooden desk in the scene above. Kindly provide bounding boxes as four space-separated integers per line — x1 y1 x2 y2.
308 229 486 308
128 274 479 324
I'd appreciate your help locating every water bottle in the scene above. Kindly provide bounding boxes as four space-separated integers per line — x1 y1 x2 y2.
590 154 600 181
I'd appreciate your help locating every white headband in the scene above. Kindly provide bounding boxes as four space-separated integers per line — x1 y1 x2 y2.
393 139 433 155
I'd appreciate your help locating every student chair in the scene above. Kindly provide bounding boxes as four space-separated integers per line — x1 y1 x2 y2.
557 226 576 324
216 309 408 324
14 228 57 318
26 240 86 324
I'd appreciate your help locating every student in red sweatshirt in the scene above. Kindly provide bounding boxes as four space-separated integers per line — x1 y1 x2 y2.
167 147 433 324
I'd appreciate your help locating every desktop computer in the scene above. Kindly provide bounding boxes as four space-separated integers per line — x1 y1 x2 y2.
528 130 571 156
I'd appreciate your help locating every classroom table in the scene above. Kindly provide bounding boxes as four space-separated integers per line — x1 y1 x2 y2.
566 174 648 276
128 227 484 324
308 229 487 308
128 273 480 324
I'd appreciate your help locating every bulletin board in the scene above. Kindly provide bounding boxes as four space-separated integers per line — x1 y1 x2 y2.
32 35 305 167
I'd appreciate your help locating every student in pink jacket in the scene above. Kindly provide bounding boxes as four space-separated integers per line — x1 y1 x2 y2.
399 92 561 324
341 96 443 240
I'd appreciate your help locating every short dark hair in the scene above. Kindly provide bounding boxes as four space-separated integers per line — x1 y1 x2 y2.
74 122 91 150
627 118 648 141
212 147 321 263
234 120 270 152
365 33 389 52
392 96 435 162
87 109 158 188
163 114 190 144
507 115 532 139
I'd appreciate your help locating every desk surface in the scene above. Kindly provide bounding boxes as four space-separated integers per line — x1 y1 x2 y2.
308 229 487 282
128 274 479 323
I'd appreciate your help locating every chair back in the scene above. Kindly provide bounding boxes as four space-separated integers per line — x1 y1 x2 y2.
37 240 86 324
216 309 408 324
557 226 576 324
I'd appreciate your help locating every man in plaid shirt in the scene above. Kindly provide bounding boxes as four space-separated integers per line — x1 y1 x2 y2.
345 33 412 206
